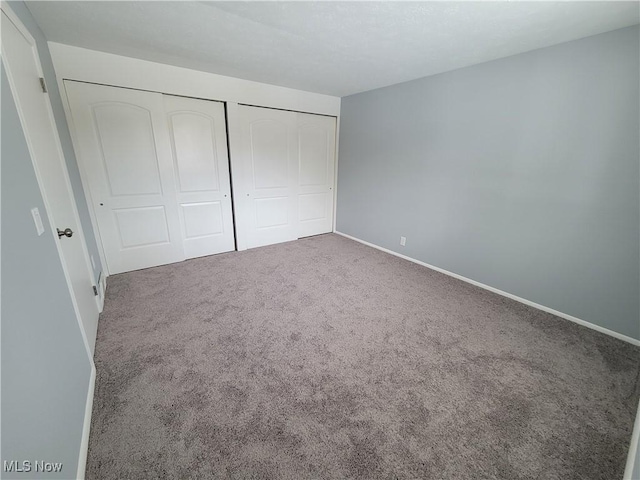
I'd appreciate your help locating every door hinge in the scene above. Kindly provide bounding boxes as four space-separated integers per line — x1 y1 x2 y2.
93 285 99 296
39 77 47 93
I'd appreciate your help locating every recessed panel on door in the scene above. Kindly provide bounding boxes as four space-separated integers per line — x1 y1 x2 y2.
299 192 327 223
65 81 184 274
93 104 162 196
297 113 336 238
164 95 235 259
114 206 170 248
181 202 224 239
171 112 220 192
238 105 298 249
255 197 290 228
251 120 289 189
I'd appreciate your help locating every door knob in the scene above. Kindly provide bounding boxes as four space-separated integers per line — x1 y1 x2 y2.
57 228 73 238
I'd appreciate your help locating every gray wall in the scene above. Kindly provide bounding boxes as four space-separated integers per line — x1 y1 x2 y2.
9 1 103 283
1 63 91 478
337 26 640 340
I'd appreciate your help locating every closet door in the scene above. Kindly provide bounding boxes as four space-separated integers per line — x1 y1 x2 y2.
238 105 298 248
164 95 234 259
65 81 184 274
297 113 336 238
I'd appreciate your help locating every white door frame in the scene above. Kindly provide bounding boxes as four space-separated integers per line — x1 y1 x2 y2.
332 115 341 233
50 44 340 263
0 3 96 479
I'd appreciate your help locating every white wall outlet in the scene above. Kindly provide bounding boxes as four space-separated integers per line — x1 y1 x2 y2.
400 236 406 246
31 207 45 236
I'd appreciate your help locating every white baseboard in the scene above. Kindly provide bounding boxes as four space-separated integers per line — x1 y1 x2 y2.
624 400 640 480
96 274 107 313
334 231 640 347
76 364 96 480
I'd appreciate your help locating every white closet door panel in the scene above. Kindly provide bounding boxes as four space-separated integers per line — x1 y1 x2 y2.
238 105 298 248
65 81 184 274
164 95 235 259
297 113 336 238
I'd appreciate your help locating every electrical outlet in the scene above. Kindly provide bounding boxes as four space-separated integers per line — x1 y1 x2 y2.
400 236 406 246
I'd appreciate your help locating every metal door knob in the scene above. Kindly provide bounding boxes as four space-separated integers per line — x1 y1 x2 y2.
57 228 73 238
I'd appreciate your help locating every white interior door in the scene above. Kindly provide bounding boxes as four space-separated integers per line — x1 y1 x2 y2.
297 113 336 238
164 95 235 258
238 105 298 248
1 11 99 352
65 81 184 274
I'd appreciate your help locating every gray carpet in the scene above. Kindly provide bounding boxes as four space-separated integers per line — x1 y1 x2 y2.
87 233 640 480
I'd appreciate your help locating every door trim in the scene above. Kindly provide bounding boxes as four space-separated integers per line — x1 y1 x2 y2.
332 115 340 233
0 3 96 477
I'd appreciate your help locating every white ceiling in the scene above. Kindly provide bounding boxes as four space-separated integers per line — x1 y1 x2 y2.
27 1 640 97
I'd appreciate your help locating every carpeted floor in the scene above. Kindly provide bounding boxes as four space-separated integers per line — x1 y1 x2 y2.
87 233 640 480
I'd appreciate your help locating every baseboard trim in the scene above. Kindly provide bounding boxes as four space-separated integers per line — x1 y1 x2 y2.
334 231 640 347
76 364 96 480
97 274 107 313
624 400 640 479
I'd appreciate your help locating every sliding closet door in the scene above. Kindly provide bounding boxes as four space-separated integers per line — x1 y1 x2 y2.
164 95 234 259
297 113 336 238
238 105 298 248
66 81 183 274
